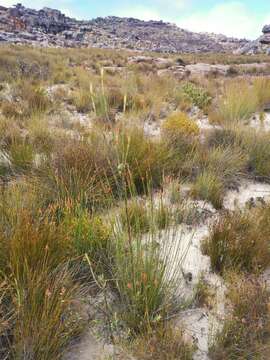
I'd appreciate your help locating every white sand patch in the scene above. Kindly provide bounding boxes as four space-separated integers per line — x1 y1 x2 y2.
250 112 270 131
223 180 270 211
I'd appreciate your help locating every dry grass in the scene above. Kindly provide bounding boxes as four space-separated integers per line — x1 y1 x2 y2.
209 80 258 125
202 207 270 275
132 325 194 359
1 44 270 359
210 274 270 359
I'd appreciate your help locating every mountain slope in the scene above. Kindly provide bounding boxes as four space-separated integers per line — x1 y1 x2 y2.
0 3 250 53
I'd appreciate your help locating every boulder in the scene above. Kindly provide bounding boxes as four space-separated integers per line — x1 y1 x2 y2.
262 25 270 34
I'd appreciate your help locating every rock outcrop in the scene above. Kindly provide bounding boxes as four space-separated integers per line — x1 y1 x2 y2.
260 25 270 45
237 24 270 54
0 3 249 53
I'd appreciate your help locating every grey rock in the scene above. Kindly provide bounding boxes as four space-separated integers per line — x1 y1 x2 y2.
260 34 270 45
0 3 250 53
263 25 270 34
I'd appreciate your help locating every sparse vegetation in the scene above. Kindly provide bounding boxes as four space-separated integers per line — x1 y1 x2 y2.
210 274 270 360
202 207 270 274
1 44 270 359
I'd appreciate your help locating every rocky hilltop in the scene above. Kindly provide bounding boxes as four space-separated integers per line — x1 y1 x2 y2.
261 25 270 45
235 24 270 55
0 3 249 53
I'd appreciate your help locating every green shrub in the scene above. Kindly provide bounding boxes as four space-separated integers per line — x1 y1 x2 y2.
197 145 247 188
202 209 270 275
182 82 212 110
113 204 184 334
72 88 92 113
253 77 270 109
154 202 172 230
10 141 34 172
12 265 84 360
191 171 224 209
36 137 115 209
244 131 270 179
1 82 51 119
117 127 169 194
209 80 258 125
0 205 84 359
119 201 150 235
64 208 112 275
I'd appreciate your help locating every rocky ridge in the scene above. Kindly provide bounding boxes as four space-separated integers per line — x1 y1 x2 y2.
236 24 270 55
0 3 249 53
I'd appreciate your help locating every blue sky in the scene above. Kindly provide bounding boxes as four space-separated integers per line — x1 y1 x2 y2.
2 1 270 39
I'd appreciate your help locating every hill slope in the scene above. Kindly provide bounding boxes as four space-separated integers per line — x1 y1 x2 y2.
0 3 249 53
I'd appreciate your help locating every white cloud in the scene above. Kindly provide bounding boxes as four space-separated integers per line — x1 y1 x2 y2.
1 0 74 10
153 0 188 10
118 6 162 21
178 1 267 39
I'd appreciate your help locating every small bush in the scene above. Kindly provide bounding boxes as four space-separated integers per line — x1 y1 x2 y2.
154 202 172 230
253 77 270 110
210 275 270 359
113 215 184 334
117 126 169 193
36 137 115 209
197 145 247 188
119 201 150 235
133 325 194 360
182 82 212 110
64 208 112 275
10 141 34 172
162 112 200 140
202 209 270 275
209 80 258 125
244 131 270 180
72 88 92 113
13 265 84 360
1 82 51 119
191 171 224 209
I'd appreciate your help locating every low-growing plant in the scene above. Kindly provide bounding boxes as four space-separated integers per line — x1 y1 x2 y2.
1 81 51 119
209 80 258 125
116 126 169 193
210 275 270 359
243 131 270 180
161 113 199 175
119 200 150 235
197 145 247 188
72 88 92 113
9 140 34 172
253 77 270 110
191 170 224 209
132 325 195 359
202 208 270 275
64 207 112 275
113 197 185 334
154 202 172 230
182 82 212 110
162 112 200 140
12 265 84 360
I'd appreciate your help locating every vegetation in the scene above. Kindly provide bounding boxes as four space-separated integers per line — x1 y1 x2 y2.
1 44 270 358
202 207 270 274
210 275 270 360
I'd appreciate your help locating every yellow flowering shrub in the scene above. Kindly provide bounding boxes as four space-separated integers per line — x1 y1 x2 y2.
162 112 199 138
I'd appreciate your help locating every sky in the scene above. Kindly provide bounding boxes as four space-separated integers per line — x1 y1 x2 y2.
1 0 270 39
